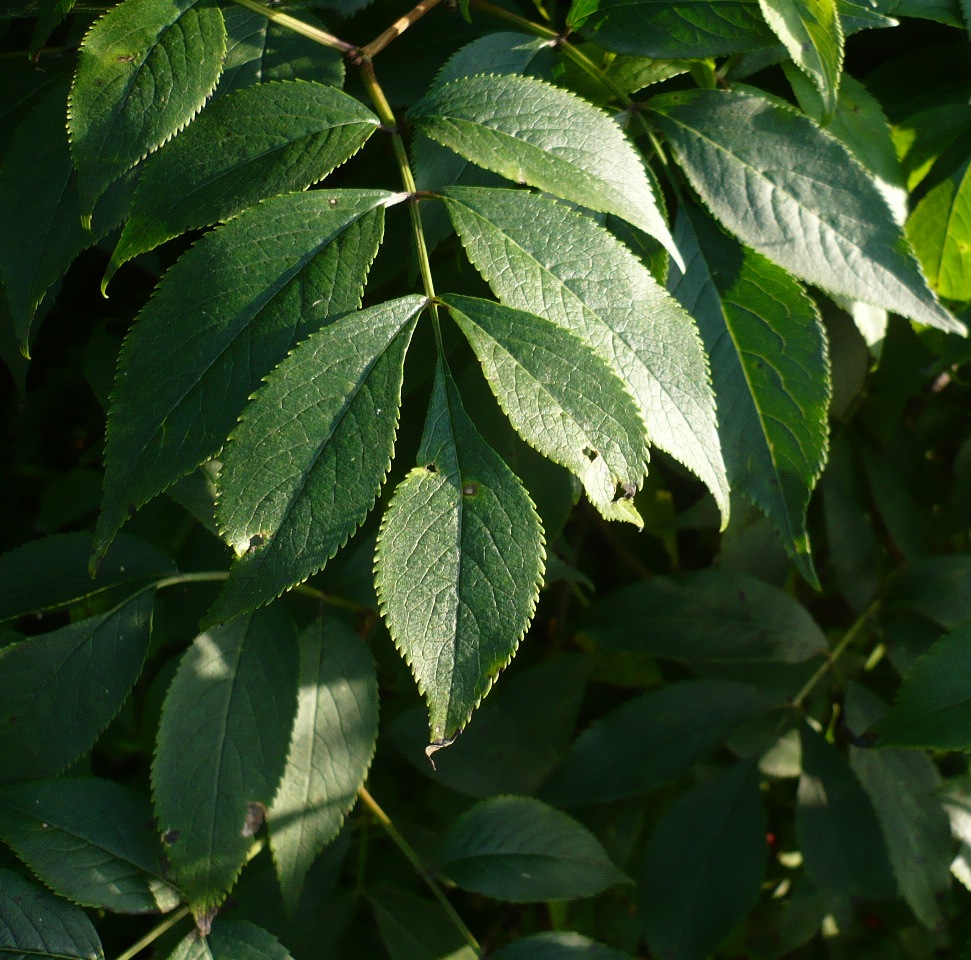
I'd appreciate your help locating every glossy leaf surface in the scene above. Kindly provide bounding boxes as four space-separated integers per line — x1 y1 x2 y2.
69 0 227 217
652 88 964 334
442 186 729 526
375 359 545 743
210 295 424 623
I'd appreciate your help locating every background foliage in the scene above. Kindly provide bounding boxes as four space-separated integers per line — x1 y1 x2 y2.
2 0 971 956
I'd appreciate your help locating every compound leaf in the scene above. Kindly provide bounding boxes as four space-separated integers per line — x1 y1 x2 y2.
669 204 829 585
442 294 648 524
410 76 679 263
639 763 767 960
152 606 299 921
105 81 380 288
208 295 424 624
0 591 154 785
69 0 227 220
375 358 545 744
651 88 965 334
436 796 629 902
269 619 379 915
96 190 393 562
441 186 729 528
759 0 843 120
0 869 103 960
0 777 181 914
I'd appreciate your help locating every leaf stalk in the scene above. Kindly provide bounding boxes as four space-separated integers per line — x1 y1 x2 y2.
357 785 482 956
114 906 191 960
229 0 358 55
361 0 445 59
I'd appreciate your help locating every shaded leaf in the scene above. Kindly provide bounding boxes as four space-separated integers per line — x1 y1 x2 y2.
0 868 102 960
390 657 587 798
69 0 227 219
578 570 827 664
442 294 648 524
375 358 545 743
269 619 378 914
846 683 952 931
0 591 154 785
436 796 630 902
441 186 729 527
585 0 775 57
651 88 965 333
209 295 424 624
167 920 293 959
494 932 635 960
0 531 174 623
885 554 971 629
370 886 477 960
795 726 896 899
540 679 777 806
105 81 380 288
96 190 393 561
669 204 829 585
639 763 767 960
152 606 299 919
876 624 971 748
0 777 180 914
759 0 843 120
410 76 679 262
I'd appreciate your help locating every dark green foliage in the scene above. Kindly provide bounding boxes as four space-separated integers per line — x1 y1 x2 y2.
2 0 971 957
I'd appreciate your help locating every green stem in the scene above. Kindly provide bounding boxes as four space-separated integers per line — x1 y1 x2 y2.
115 906 191 960
791 600 881 709
361 0 445 59
358 785 482 956
230 0 358 54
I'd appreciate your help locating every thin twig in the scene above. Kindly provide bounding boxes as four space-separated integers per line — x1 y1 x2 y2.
360 0 445 59
230 0 358 55
115 906 191 960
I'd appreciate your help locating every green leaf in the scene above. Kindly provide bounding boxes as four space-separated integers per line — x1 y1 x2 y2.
96 190 393 562
908 157 971 303
494 933 635 960
669 204 829 585
639 763 767 960
441 186 729 528
167 920 294 959
68 0 227 220
375 358 545 744
585 0 775 57
0 778 181 914
390 657 587 798
409 76 680 264
152 606 299 919
845 683 952 930
651 88 965 334
442 294 648 524
0 79 135 349
105 81 380 289
758 0 843 120
209 295 424 624
578 570 827 664
876 624 971 748
369 887 478 960
0 868 103 960
269 618 378 915
795 726 896 899
885 555 971 629
540 679 776 806
0 531 174 622
0 591 154 785
30 0 75 54
786 69 907 225
435 796 630 902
